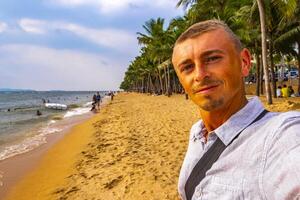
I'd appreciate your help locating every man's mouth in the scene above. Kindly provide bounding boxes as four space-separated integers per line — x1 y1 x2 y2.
193 84 219 94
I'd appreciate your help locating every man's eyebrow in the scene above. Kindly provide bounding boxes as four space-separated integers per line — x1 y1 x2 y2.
176 49 225 67
201 49 225 57
177 59 192 68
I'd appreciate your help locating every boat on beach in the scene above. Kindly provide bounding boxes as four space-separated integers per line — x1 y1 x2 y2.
44 103 68 110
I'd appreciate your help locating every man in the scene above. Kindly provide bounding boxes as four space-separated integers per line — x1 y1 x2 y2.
172 20 300 200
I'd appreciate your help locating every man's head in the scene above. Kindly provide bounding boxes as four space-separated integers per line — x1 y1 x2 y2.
172 20 251 112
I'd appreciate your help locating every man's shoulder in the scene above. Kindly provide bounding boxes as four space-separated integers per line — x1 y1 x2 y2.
268 110 300 125
264 110 300 150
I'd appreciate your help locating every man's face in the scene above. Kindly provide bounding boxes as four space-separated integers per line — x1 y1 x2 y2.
172 28 251 111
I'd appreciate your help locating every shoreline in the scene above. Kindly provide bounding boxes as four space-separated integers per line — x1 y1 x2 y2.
0 111 94 199
0 97 109 199
3 93 198 200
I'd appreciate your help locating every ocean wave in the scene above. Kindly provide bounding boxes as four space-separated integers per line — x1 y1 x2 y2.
0 101 93 161
63 107 91 118
0 126 62 161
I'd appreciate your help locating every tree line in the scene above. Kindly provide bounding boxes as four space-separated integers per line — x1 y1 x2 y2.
120 0 300 104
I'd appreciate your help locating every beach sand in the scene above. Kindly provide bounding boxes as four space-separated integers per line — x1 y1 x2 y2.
4 93 199 200
4 92 300 200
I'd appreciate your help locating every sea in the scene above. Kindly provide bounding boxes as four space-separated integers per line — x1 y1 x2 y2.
0 91 105 161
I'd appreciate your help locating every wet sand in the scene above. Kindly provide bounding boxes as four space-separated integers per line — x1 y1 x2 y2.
0 111 95 199
4 92 300 200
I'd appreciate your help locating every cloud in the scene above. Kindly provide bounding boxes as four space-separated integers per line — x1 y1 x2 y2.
47 0 178 14
0 21 8 33
0 44 125 90
19 18 47 34
18 18 138 54
59 23 137 52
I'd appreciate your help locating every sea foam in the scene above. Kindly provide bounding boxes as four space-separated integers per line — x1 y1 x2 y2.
0 126 62 161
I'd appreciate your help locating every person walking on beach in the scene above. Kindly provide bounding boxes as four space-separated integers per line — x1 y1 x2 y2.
96 92 101 110
91 94 97 112
110 91 114 101
172 20 300 200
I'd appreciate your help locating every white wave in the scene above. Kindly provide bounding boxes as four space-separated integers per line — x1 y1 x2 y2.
0 127 62 161
83 101 93 107
63 107 91 118
48 120 56 125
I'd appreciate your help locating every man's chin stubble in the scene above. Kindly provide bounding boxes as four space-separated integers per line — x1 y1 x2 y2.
199 97 224 111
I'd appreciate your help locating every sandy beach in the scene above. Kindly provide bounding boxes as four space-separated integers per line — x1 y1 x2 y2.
3 92 300 200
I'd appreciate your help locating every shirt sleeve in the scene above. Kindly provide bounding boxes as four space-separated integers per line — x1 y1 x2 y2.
262 113 300 200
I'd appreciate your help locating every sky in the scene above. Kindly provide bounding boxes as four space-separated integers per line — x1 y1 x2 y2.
0 0 184 91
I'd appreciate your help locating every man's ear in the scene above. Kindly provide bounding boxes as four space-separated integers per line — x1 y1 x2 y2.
240 48 251 77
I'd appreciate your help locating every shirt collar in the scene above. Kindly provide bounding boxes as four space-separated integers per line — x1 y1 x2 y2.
215 96 265 145
191 96 265 146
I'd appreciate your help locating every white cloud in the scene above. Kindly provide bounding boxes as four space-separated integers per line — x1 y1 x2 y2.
18 18 138 54
0 44 125 90
59 23 137 52
19 18 47 34
48 0 178 14
0 21 8 33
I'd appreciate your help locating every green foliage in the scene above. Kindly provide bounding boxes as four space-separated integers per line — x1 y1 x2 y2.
120 0 300 94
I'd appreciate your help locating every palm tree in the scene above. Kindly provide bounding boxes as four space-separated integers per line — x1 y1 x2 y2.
256 0 272 104
275 25 300 93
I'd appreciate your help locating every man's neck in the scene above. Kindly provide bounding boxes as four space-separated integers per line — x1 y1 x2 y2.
200 96 248 134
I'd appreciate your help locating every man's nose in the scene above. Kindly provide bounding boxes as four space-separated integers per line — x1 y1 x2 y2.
194 62 209 82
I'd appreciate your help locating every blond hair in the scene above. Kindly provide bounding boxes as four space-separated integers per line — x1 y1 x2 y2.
175 20 242 51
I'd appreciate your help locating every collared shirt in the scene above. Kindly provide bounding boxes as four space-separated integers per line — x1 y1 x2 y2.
178 96 300 200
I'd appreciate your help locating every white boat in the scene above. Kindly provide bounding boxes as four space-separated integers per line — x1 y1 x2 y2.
45 103 67 110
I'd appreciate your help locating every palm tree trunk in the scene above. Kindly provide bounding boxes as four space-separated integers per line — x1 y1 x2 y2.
167 65 171 96
260 54 264 95
163 66 168 94
173 74 177 93
269 39 277 98
255 53 261 96
257 0 272 104
157 69 163 94
297 41 300 94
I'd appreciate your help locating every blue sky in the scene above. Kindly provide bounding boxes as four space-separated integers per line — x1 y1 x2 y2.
0 0 184 91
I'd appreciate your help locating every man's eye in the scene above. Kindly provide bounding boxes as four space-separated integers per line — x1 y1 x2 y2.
181 64 194 72
204 56 221 63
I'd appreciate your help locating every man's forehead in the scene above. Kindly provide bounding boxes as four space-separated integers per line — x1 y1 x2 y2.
173 31 228 58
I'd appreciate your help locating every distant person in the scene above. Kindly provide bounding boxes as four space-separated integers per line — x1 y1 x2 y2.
36 110 42 116
42 98 46 104
96 92 101 110
276 86 282 97
281 84 289 97
7 108 11 112
92 94 97 103
90 103 96 112
47 99 50 103
91 94 97 112
110 92 114 101
288 85 295 97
